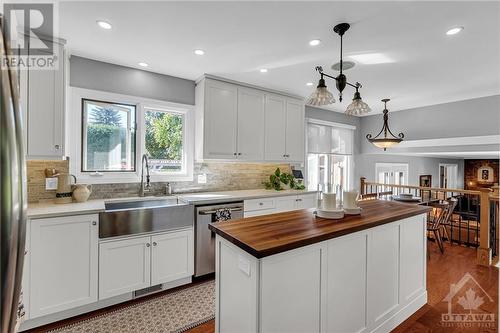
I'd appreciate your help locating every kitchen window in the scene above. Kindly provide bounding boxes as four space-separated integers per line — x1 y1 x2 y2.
71 88 194 183
142 107 188 176
82 99 137 172
306 119 354 191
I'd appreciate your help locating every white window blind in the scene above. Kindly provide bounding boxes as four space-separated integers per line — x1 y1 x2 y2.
307 121 354 155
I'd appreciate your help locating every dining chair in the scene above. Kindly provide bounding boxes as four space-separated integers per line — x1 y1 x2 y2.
427 201 450 254
440 197 458 243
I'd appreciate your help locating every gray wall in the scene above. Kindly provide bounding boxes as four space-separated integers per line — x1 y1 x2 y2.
70 56 195 105
360 95 500 154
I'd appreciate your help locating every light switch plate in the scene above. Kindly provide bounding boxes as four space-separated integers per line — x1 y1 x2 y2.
45 178 58 190
197 174 207 184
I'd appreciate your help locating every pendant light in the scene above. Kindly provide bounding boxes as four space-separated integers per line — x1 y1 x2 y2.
307 23 371 116
345 83 371 116
366 99 404 150
306 74 335 106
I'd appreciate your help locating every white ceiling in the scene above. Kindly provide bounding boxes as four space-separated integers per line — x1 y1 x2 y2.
59 1 500 114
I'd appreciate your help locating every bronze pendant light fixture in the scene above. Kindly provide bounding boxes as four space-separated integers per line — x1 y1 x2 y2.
366 99 404 150
307 23 371 116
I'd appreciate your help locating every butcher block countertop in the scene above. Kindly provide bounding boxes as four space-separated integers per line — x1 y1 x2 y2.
209 200 431 258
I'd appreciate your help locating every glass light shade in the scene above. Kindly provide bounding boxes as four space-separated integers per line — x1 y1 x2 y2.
369 138 402 149
307 79 335 106
345 92 371 116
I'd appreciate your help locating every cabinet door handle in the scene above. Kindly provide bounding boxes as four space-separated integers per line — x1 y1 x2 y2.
54 144 60 150
259 202 264 206
238 153 242 155
297 198 302 202
152 242 157 246
233 152 237 156
92 221 97 226
146 243 151 247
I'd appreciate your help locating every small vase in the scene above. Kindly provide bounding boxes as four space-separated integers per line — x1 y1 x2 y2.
72 184 92 203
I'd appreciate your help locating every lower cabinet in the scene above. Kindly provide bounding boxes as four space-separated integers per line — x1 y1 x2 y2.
244 193 316 217
99 236 151 300
28 214 98 318
216 214 427 333
151 230 194 285
99 228 194 300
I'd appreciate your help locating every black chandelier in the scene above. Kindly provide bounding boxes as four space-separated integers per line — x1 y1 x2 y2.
366 99 404 150
307 23 371 116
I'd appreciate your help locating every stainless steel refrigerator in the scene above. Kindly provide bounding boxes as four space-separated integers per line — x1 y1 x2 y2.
0 14 28 333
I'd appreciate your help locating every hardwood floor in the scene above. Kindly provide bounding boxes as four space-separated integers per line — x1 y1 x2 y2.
25 242 497 333
392 241 498 333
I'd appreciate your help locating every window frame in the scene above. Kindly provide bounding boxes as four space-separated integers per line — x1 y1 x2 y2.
138 103 194 182
305 118 356 191
69 88 194 184
81 98 138 173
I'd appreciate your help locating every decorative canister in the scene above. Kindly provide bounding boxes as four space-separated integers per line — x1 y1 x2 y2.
72 184 92 203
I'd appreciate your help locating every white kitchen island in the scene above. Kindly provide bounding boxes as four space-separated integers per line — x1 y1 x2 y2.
209 200 431 333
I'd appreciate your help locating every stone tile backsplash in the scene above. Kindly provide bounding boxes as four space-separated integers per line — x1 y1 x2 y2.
27 159 70 203
27 160 291 203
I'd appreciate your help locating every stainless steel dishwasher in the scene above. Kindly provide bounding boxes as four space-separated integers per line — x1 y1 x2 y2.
195 202 244 277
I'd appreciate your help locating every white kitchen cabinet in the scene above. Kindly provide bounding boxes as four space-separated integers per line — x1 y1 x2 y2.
203 79 238 159
326 232 368 333
244 193 317 217
99 236 151 300
284 99 305 161
99 228 194 300
20 37 66 159
151 230 194 285
264 96 305 162
215 214 427 333
296 193 316 209
274 196 297 213
263 94 287 161
367 222 400 327
29 214 98 318
195 77 304 162
260 246 322 333
237 87 265 160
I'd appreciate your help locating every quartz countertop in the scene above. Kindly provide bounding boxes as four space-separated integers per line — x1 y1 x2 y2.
177 189 316 205
28 189 316 218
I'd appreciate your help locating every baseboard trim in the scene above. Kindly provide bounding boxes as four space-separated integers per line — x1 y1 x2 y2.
371 291 427 333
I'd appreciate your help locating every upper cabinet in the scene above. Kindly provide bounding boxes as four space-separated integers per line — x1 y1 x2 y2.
195 77 304 162
263 95 304 162
19 36 66 159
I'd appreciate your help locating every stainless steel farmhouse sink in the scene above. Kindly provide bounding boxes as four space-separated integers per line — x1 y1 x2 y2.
99 197 194 239
104 198 180 211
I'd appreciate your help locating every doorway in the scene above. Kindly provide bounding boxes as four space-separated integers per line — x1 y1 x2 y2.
439 164 458 189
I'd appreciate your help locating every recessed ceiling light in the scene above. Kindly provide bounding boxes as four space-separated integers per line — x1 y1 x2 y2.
96 20 112 30
194 49 205 55
446 26 464 35
306 82 314 86
138 62 148 67
309 39 321 46
259 68 268 73
349 53 395 65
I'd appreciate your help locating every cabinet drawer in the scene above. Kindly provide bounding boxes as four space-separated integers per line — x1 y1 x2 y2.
244 208 276 218
244 198 276 212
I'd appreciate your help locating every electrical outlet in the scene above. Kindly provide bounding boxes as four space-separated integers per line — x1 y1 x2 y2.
45 178 58 190
197 174 207 184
